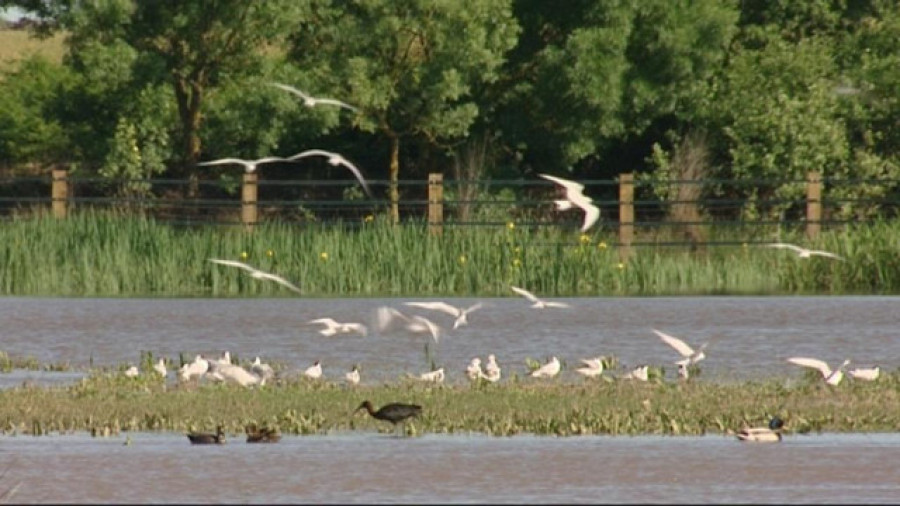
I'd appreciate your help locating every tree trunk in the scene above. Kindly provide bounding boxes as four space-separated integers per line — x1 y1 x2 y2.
389 133 400 224
173 75 204 199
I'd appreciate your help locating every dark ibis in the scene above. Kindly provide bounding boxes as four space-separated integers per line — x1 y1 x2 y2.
354 400 422 436
187 425 225 445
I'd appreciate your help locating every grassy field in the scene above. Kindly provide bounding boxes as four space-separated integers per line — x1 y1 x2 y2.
0 29 65 70
1 367 898 438
0 210 898 297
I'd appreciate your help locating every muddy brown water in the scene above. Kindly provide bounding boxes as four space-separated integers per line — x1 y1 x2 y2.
1 296 899 503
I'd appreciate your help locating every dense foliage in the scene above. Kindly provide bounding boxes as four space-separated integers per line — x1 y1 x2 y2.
0 0 898 221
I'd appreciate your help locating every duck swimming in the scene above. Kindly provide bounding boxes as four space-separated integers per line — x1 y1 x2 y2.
736 416 784 443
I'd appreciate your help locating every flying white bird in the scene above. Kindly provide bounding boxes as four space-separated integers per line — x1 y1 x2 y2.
538 173 601 232
848 366 880 381
652 329 711 367
762 243 844 261
308 317 368 337
411 368 445 384
209 259 302 295
622 364 649 382
304 360 323 380
196 156 289 174
529 356 561 379
787 357 850 386
466 357 483 381
286 149 373 198
345 365 361 385
375 306 441 343
270 82 359 112
403 301 484 330
153 358 167 378
576 356 605 378
483 354 501 383
510 286 570 309
250 357 275 381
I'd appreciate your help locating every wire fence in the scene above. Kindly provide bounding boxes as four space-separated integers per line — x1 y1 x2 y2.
2 170 899 250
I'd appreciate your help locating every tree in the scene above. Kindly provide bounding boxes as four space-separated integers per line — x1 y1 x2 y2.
286 0 520 222
4 0 308 195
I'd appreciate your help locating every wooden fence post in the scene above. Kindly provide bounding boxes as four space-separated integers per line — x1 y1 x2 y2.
428 173 443 236
242 172 258 232
618 173 634 261
806 171 821 239
51 169 68 219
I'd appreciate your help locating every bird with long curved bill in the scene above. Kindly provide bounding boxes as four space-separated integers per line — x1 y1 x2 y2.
353 400 422 437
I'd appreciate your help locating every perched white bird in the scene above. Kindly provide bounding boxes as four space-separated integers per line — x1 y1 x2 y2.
153 358 167 378
677 362 690 380
414 368 445 384
197 156 289 174
206 360 264 387
345 365 361 385
209 259 302 295
270 82 359 112
308 317 368 337
763 243 844 261
576 357 604 378
304 360 323 380
178 355 209 382
483 354 501 383
623 365 649 382
848 366 880 381
216 351 232 366
529 356 561 378
250 357 275 381
403 301 484 330
286 149 373 198
466 357 483 381
538 173 601 232
787 357 850 386
510 286 570 309
124 365 139 378
652 329 710 367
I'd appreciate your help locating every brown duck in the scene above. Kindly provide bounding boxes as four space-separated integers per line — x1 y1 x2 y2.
187 425 226 445
245 424 282 443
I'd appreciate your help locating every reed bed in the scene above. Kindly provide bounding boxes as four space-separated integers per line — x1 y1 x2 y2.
2 210 899 297
1 369 899 438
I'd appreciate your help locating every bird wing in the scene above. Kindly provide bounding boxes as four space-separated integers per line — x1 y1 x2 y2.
314 97 359 112
409 315 441 342
331 157 373 198
197 158 250 168
464 302 484 314
285 149 335 161
376 306 410 332
544 301 571 308
404 301 461 317
308 318 339 328
809 249 845 260
653 329 696 358
764 243 804 253
209 258 255 273
578 202 601 232
538 173 586 193
270 82 313 100
787 357 832 376
254 272 303 294
510 286 540 303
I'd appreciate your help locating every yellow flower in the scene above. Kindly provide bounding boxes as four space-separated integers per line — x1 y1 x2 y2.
266 249 274 258
742 243 748 249
364 214 374 223
514 246 521 254
512 258 522 267
458 255 467 264
598 242 607 250
320 252 328 261
506 222 515 230
240 251 248 260
617 262 626 270
579 234 591 244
